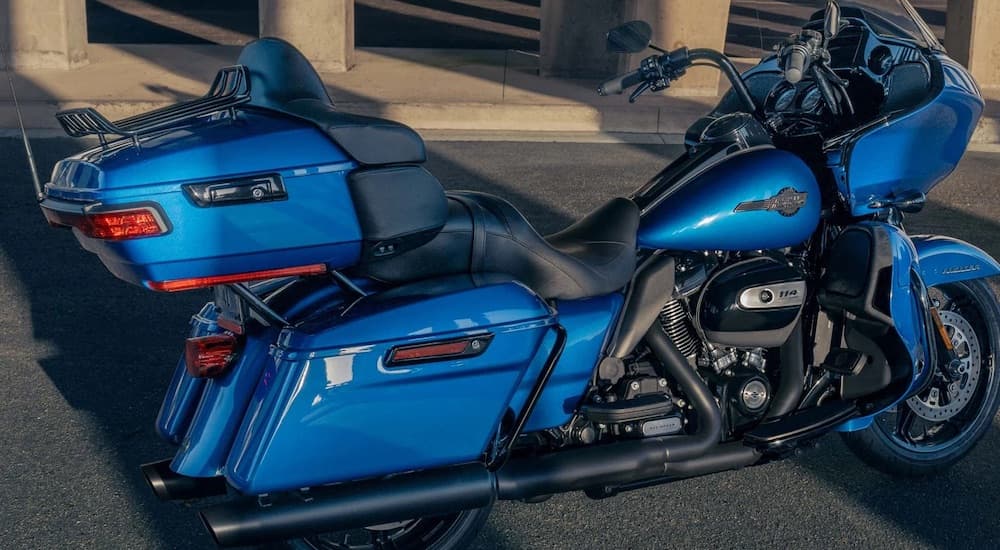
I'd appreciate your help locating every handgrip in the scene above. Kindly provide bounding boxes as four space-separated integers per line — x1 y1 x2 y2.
598 70 644 96
783 44 809 84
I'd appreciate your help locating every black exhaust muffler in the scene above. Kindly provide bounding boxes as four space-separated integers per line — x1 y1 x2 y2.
141 459 228 501
197 320 759 547
201 463 495 547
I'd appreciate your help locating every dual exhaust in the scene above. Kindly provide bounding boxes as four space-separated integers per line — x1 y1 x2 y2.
166 324 763 547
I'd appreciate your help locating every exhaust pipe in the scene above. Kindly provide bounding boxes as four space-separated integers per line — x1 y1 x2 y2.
495 324 724 499
141 459 228 501
201 464 494 547
198 323 746 546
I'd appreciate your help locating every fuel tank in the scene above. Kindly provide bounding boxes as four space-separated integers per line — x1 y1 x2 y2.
637 147 821 251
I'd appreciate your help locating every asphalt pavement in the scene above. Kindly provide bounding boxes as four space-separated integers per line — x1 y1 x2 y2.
1 137 999 549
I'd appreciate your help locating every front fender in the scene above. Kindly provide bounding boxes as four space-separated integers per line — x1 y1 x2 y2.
912 235 1000 287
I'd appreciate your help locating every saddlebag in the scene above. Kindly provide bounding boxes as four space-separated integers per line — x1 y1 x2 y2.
222 274 559 494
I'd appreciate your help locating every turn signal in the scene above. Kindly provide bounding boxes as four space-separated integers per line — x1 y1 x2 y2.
185 334 240 378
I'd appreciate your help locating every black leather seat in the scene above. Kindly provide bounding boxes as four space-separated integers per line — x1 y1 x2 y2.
236 38 641 300
359 192 640 300
237 37 426 165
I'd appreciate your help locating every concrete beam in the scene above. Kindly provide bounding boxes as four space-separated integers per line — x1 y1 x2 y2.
946 0 1000 88
258 0 354 72
539 0 732 95
0 0 88 69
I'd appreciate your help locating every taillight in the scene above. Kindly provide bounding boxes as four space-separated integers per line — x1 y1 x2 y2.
185 333 240 378
83 207 168 240
146 264 328 292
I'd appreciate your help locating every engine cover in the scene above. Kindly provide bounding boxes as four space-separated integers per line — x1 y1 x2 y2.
696 256 805 347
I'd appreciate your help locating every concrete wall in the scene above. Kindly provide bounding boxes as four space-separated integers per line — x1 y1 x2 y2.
946 0 1000 88
259 0 354 72
623 0 732 96
540 0 732 94
0 0 88 69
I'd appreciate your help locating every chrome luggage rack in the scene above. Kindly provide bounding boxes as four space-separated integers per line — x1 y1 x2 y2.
55 65 252 148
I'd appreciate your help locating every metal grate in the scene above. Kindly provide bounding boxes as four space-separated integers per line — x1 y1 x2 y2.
55 65 251 148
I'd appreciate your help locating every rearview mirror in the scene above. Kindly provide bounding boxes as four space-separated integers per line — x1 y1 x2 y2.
606 21 652 54
824 0 841 42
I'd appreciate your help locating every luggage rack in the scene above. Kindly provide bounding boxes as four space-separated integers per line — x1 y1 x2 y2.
55 65 252 148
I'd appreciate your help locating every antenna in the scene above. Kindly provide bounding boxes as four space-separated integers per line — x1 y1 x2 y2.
1 42 44 202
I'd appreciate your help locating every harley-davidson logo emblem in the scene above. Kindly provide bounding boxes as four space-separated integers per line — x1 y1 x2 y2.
734 187 808 217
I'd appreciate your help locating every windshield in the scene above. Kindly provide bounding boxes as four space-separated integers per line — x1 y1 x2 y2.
835 1 942 49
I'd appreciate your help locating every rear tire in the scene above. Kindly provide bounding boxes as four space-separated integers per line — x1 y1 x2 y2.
842 279 1000 477
282 504 492 550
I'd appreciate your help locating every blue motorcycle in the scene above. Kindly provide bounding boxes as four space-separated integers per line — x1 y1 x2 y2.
33 1 1000 547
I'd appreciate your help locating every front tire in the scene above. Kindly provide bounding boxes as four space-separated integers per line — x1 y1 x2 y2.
842 279 1000 477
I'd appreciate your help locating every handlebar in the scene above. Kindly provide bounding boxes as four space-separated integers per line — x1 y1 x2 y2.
598 69 644 96
782 44 809 84
597 48 759 116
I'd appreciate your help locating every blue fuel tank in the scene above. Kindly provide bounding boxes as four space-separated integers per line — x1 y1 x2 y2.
637 147 821 251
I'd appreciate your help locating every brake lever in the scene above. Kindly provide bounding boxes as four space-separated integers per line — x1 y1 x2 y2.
629 81 652 103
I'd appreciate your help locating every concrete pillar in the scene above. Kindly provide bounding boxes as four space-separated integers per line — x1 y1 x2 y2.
0 0 88 69
539 0 732 94
259 0 354 72
946 0 1000 88
539 0 630 78
624 0 732 96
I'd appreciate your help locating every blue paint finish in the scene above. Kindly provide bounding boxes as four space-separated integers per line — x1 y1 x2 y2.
836 223 926 432
42 110 363 288
831 56 983 217
912 235 1000 287
522 293 624 432
225 278 557 494
638 148 821 251
171 323 280 477
157 279 353 476
155 303 216 444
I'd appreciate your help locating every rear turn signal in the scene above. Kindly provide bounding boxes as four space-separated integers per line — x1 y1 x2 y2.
82 206 169 240
146 264 328 292
185 334 240 378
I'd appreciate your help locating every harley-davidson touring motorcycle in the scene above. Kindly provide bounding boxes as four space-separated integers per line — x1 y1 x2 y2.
30 1 1000 547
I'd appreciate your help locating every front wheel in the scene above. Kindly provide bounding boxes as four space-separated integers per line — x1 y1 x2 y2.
843 279 1000 477
283 505 492 550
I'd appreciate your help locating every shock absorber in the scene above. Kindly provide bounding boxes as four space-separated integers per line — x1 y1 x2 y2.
658 299 700 357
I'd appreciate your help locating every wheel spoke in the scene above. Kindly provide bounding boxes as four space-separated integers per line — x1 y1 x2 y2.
897 404 918 443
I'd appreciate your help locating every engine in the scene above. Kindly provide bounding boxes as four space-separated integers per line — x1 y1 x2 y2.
681 253 807 433
545 252 808 448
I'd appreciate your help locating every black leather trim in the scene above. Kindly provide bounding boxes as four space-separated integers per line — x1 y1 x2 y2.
348 166 448 261
358 192 640 300
237 38 426 165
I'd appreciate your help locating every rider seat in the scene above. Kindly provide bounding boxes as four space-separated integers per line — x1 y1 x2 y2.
237 38 640 300
358 191 640 300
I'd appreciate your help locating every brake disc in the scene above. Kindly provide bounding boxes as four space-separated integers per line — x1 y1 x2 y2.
907 310 982 421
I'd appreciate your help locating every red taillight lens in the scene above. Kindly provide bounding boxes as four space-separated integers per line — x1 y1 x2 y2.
185 334 240 378
82 207 168 240
146 264 328 292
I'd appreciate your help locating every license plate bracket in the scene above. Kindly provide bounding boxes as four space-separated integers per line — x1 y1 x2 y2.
214 285 248 334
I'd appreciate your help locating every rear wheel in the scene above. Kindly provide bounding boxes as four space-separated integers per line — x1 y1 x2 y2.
283 505 492 550
843 279 1000 477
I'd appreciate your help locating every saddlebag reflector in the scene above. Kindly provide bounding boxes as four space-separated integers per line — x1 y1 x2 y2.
387 334 494 366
